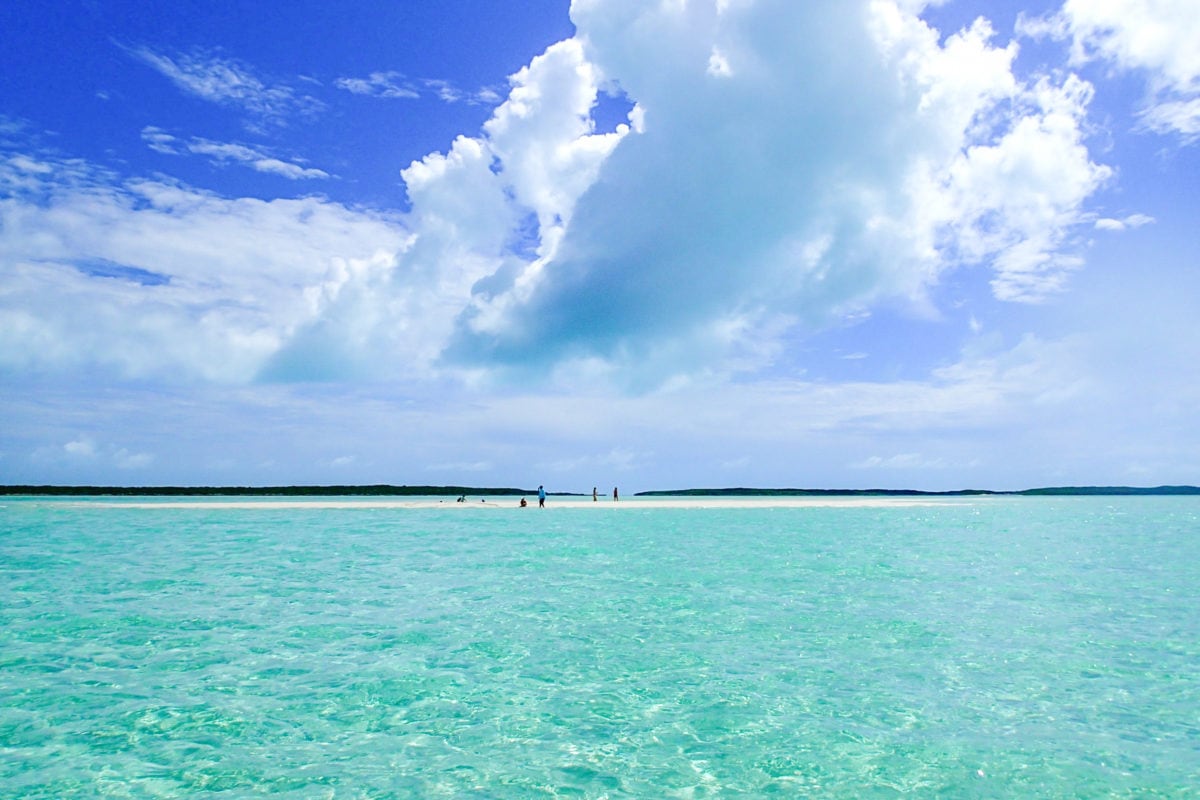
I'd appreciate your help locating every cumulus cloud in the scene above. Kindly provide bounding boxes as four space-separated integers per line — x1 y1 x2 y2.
1019 0 1200 140
436 0 1109 381
142 127 329 179
130 47 324 128
64 438 97 458
6 2 1117 393
275 38 632 382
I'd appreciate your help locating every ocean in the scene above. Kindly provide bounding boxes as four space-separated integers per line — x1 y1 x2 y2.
1 495 1197 798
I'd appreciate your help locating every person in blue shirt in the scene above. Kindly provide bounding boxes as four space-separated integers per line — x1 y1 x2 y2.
538 485 546 508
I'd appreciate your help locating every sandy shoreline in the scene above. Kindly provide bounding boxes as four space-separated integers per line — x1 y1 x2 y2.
67 496 969 510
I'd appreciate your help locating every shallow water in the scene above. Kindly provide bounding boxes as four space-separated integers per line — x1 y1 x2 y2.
2 496 1198 797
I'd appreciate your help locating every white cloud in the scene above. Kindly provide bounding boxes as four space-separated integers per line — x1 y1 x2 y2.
27 436 152 473
5 3 1118 396
0 151 411 382
1139 97 1200 138
423 79 466 103
706 48 732 77
422 79 505 105
6 154 54 174
130 47 324 128
436 0 1110 380
1095 212 1155 231
141 128 329 179
875 25 1112 303
141 126 179 155
187 140 329 180
1019 0 1200 140
335 71 501 105
64 438 97 458
335 71 420 99
281 39 634 379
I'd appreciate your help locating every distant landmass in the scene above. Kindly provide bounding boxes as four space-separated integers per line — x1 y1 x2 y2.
635 486 1200 497
0 484 539 497
2 484 1198 497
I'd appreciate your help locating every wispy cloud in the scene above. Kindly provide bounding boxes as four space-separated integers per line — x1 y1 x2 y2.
420 78 502 105
142 127 329 179
335 71 419 99
1094 213 1155 232
129 46 325 129
336 71 502 105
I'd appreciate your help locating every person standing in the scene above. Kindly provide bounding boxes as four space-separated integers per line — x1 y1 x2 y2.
613 486 619 502
538 485 546 508
592 487 598 502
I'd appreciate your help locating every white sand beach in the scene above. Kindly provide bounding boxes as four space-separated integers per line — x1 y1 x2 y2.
77 496 969 510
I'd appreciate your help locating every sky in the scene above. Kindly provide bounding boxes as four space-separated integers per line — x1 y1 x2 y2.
1 0 1197 492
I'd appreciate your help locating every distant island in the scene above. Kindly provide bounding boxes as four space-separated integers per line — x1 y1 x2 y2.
0 484 541 497
2 484 1198 496
635 486 1200 497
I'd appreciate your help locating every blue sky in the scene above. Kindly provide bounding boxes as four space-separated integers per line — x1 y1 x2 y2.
2 0 1197 491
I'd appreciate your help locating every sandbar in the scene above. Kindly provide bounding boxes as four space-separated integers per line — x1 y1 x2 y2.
73 496 969 510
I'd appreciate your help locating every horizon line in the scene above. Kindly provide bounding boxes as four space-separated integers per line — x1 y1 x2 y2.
2 484 1199 497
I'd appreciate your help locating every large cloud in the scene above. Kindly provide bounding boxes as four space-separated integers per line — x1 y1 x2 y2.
443 0 1111 381
2 1 1113 390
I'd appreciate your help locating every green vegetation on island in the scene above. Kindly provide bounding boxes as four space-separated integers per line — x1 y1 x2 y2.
0 484 539 497
634 486 1200 497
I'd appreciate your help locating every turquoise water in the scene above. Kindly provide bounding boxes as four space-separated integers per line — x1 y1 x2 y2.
2 496 1198 798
